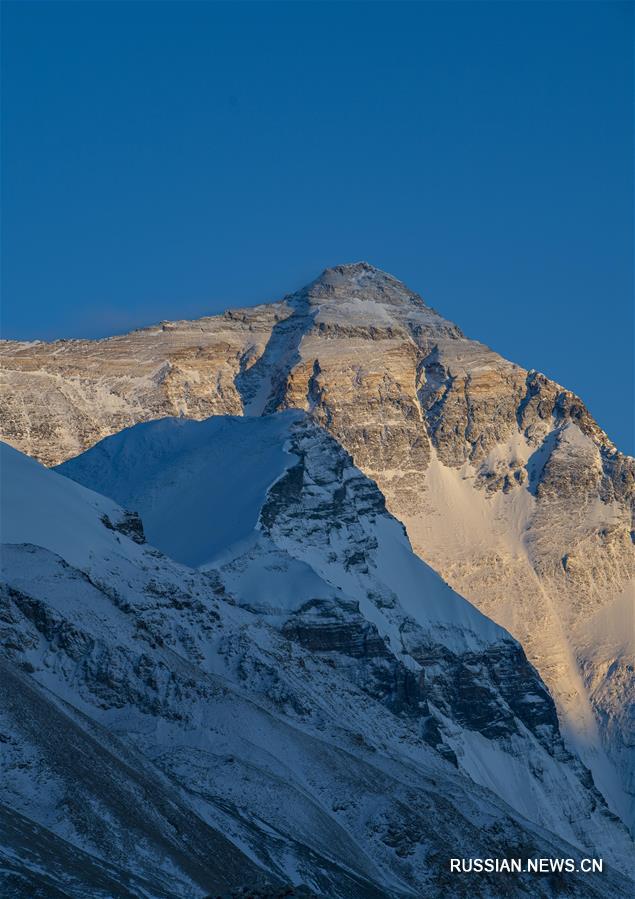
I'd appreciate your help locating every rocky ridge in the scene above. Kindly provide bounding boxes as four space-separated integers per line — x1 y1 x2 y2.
1 428 633 898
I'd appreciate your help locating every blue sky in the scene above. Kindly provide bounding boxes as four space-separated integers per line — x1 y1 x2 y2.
1 1 633 452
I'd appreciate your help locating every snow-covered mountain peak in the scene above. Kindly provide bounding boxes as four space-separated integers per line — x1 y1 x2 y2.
313 261 415 295
1 263 633 865
291 262 437 315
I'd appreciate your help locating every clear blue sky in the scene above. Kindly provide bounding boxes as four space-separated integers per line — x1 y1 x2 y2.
2 1 633 453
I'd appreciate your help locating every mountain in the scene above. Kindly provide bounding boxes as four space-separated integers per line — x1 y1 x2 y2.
2 262 632 831
2 425 634 898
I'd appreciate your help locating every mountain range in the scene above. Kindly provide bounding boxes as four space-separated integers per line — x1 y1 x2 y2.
1 263 633 897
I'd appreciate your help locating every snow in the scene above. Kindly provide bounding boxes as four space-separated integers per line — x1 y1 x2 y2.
451 727 588 848
371 516 507 646
207 532 341 616
573 579 635 662
0 441 125 571
409 443 535 560
58 412 301 567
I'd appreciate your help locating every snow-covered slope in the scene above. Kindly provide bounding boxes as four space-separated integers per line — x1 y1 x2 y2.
56 413 634 881
53 414 296 568
7 438 634 897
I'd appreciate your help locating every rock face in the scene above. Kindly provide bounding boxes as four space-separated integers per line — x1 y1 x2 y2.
1 262 633 831
242 263 635 829
2 432 633 898
0 305 282 467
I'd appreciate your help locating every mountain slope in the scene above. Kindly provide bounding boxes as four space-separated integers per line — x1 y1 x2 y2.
56 413 632 870
254 264 635 829
2 433 634 897
1 262 633 831
0 305 279 467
